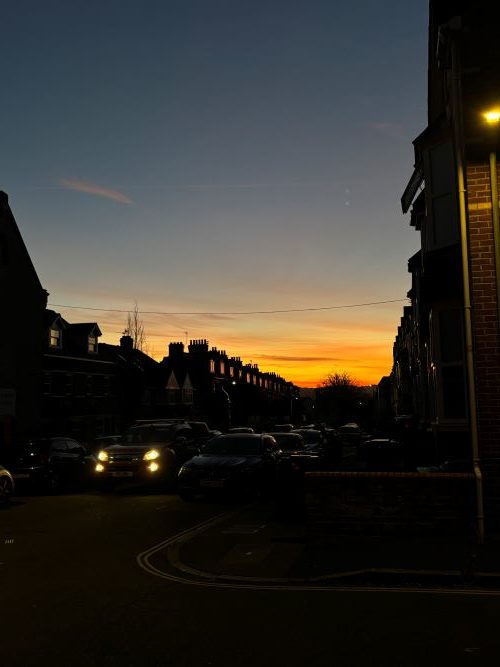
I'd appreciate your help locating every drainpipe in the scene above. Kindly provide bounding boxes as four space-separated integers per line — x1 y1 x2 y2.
450 35 485 544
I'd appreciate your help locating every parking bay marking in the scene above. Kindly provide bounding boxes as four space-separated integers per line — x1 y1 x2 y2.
136 514 500 596
222 524 266 535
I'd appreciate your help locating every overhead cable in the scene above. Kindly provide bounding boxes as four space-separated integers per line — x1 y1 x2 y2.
48 298 408 316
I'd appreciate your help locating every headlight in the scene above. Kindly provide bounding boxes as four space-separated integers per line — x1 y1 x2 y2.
97 450 109 462
143 449 160 461
148 462 160 472
95 463 105 473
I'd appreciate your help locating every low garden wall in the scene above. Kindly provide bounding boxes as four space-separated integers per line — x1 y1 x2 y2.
304 471 477 539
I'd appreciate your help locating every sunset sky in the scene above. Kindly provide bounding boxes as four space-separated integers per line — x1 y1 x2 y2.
2 1 428 387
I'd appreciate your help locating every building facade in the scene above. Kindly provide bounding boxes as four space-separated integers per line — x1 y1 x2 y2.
0 192 47 460
160 340 297 428
392 0 500 533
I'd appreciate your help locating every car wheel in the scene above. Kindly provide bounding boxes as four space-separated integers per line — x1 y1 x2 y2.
0 476 13 504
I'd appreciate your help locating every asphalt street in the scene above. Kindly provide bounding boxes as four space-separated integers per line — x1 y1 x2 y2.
2 487 500 666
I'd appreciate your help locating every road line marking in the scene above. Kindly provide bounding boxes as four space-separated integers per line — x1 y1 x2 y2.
136 512 500 596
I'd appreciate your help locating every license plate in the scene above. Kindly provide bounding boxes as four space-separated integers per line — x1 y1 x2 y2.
13 473 30 479
111 471 134 478
200 479 225 488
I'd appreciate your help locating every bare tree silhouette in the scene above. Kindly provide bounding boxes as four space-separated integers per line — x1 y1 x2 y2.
123 302 146 351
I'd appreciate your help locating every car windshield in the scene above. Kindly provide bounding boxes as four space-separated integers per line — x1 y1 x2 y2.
270 434 304 451
293 430 322 444
124 426 177 444
203 436 263 456
187 423 210 436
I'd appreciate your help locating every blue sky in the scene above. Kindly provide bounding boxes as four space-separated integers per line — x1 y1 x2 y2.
1 0 428 385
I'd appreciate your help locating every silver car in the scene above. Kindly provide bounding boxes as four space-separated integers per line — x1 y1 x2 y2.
0 465 15 504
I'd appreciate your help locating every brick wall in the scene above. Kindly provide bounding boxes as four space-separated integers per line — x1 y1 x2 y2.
304 472 476 539
466 160 500 529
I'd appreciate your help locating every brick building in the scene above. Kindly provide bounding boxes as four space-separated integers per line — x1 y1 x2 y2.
0 192 47 460
160 340 297 428
41 310 118 440
392 0 500 536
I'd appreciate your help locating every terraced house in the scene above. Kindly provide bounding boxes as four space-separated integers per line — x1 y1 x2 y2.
392 0 500 535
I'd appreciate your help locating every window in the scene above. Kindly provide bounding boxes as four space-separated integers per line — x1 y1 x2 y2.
424 141 459 250
438 309 466 418
88 335 98 353
182 388 193 404
66 439 84 454
49 327 62 348
93 375 104 396
50 439 67 453
43 373 51 395
430 307 467 420
229 366 234 377
52 373 66 396
168 388 180 404
220 360 225 374
74 374 86 396
263 436 279 452
210 359 215 373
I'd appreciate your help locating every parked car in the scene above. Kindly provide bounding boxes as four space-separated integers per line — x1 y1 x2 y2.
94 422 200 489
337 422 369 444
417 458 472 473
89 435 123 454
266 431 305 452
10 437 94 492
183 421 222 443
272 432 319 475
272 423 294 433
358 438 407 471
292 428 325 452
227 427 255 434
177 433 281 500
0 465 15 504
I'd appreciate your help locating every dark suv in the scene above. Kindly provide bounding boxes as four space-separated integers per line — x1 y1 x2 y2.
10 437 93 492
94 422 200 488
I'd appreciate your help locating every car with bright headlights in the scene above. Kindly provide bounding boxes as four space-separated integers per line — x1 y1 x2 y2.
94 422 200 489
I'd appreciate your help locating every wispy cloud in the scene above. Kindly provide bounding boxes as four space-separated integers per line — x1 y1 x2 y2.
60 178 133 204
258 354 340 363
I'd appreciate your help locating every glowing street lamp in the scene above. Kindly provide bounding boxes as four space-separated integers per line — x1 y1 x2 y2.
483 109 500 125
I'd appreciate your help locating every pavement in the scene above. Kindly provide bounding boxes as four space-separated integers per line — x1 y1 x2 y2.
170 499 500 590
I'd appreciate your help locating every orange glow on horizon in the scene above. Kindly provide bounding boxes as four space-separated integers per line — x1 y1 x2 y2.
56 300 399 389
100 326 393 388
